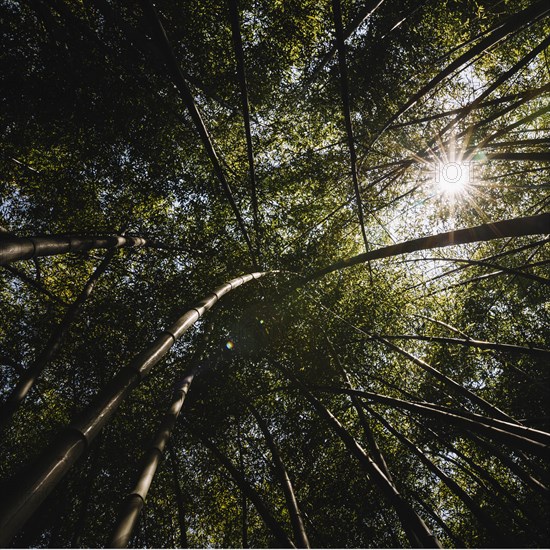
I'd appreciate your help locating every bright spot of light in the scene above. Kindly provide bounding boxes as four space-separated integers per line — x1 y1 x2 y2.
435 160 471 194
225 340 234 350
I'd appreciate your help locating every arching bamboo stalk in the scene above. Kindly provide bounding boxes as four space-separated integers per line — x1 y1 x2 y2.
110 329 218 548
0 234 155 265
1 251 115 429
306 213 550 281
0 272 269 546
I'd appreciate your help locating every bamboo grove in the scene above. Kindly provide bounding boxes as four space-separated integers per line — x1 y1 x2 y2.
0 0 549 547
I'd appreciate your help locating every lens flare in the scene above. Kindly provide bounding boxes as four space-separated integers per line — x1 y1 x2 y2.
436 160 471 194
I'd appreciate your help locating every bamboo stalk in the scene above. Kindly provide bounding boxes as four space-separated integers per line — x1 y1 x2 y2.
0 251 115 428
247 402 310 548
366 405 506 544
0 234 155 265
186 422 296 548
371 0 549 144
320 387 550 458
374 334 550 358
109 372 195 548
306 213 550 281
331 0 370 255
228 0 261 263
279 363 441 548
0 272 269 546
137 0 257 267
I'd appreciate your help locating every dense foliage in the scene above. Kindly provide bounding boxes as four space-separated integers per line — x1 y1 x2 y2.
1 0 549 547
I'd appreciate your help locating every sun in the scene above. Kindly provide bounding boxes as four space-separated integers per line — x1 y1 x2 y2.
421 132 477 199
435 159 471 195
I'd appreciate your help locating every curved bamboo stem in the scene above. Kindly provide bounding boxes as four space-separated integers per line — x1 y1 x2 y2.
306 213 550 280
0 234 154 265
0 272 269 546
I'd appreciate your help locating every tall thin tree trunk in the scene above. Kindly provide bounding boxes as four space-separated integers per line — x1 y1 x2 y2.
408 489 467 548
109 372 195 548
110 327 217 548
307 213 550 280
186 422 296 548
365 405 507 544
0 272 269 546
372 0 549 142
331 0 370 255
228 0 261 263
0 251 115 428
247 402 310 548
324 387 550 459
278 363 441 548
137 0 257 267
168 444 189 549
